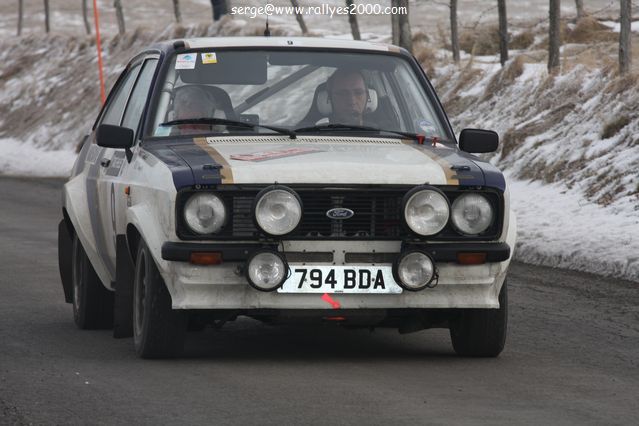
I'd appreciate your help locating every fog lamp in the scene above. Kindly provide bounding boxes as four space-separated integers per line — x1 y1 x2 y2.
394 251 436 291
246 251 288 292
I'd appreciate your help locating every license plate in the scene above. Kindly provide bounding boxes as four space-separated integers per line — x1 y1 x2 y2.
278 266 403 294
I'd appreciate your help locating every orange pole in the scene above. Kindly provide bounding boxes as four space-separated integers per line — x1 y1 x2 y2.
92 0 106 104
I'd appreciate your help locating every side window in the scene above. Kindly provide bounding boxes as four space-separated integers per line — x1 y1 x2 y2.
121 59 158 133
101 64 141 126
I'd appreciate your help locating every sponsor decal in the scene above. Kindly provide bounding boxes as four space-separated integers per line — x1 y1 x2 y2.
229 147 322 162
201 52 217 64
326 208 354 220
175 53 196 70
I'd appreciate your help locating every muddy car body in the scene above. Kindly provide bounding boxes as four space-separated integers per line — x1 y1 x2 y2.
58 37 517 358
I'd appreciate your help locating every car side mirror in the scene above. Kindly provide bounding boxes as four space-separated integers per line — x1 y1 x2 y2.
459 129 499 153
96 124 134 161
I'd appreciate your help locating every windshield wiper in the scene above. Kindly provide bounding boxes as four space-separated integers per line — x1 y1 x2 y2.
160 117 296 139
294 123 423 141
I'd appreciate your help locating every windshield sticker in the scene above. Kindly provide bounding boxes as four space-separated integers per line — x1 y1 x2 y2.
229 147 323 162
201 52 217 64
175 53 196 70
416 119 438 137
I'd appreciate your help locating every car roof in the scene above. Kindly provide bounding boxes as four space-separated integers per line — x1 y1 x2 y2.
151 36 406 55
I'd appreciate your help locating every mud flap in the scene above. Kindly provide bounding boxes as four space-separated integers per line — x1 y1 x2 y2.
58 219 74 304
113 235 134 338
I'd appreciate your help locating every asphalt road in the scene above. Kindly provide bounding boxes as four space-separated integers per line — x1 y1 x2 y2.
1 177 638 425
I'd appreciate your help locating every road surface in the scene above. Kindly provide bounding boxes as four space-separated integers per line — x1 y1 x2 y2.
1 177 637 425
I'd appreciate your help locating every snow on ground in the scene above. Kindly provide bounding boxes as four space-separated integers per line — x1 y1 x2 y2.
508 174 639 281
600 20 639 32
0 138 76 178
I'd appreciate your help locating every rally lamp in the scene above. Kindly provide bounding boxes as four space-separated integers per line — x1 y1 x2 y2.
253 185 302 236
245 250 289 292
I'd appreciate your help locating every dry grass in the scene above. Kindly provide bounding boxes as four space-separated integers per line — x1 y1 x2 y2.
601 115 631 139
483 55 525 99
565 17 618 44
459 26 500 55
562 45 617 73
413 30 437 75
606 72 639 95
510 30 535 50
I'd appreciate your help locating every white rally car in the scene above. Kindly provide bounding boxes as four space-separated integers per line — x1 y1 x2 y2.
58 37 516 358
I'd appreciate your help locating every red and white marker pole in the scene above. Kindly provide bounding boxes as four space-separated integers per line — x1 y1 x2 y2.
92 0 106 105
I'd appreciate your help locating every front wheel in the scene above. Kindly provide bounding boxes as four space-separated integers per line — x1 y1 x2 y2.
449 280 508 357
133 240 187 359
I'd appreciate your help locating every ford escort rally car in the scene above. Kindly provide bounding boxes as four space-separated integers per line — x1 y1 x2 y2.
58 37 517 358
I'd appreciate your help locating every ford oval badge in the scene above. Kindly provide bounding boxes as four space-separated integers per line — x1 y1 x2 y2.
326 208 354 220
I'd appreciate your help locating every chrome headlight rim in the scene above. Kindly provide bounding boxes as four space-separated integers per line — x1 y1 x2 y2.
182 192 228 235
252 185 303 237
402 185 451 237
245 250 289 292
392 250 437 292
451 193 495 236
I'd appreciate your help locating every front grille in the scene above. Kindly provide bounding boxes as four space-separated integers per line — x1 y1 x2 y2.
225 190 404 239
176 186 503 241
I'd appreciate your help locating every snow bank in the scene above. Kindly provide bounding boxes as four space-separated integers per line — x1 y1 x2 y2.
0 138 76 178
509 175 639 281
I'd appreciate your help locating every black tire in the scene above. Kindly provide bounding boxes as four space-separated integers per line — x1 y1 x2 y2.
72 234 114 329
449 280 508 357
133 240 187 359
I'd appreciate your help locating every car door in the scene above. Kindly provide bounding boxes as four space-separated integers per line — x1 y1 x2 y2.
83 62 141 286
97 57 159 276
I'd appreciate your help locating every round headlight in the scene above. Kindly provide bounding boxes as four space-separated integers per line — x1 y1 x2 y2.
451 194 494 235
404 188 450 236
183 193 227 234
254 187 302 236
246 251 288 292
395 251 436 291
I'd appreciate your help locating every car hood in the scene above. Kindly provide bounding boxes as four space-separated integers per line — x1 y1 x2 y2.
143 136 505 190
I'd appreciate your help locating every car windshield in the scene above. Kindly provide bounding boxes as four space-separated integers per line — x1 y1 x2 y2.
149 49 450 141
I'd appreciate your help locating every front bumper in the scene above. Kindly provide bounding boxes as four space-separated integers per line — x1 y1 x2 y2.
161 241 511 263
157 240 512 310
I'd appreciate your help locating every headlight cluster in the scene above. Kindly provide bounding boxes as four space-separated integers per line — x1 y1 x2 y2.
182 185 302 237
182 185 494 238
403 186 494 236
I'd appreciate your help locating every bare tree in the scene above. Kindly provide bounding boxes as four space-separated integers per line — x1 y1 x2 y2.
44 0 50 33
391 1 400 45
450 0 460 63
498 0 508 66
548 0 561 72
82 0 91 34
291 0 308 35
575 0 585 19
619 0 632 74
397 0 412 52
345 0 361 40
211 0 228 21
172 0 182 24
114 0 125 34
17 0 23 36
